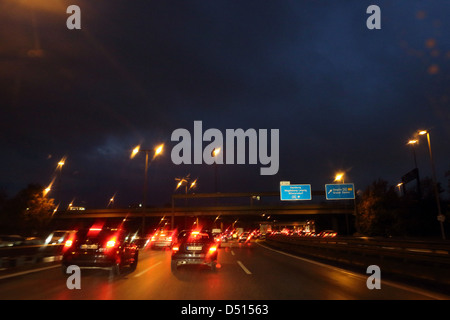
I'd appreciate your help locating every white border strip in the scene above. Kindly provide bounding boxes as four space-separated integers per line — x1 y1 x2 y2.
133 261 162 277
237 260 252 275
0 265 60 281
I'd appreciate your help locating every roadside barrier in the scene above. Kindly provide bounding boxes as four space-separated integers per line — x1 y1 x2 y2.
265 235 450 287
0 244 64 270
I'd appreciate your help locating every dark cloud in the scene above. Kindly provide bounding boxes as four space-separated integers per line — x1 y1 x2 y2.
1 1 449 208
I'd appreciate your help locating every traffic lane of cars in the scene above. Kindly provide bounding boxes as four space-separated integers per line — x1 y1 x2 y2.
1 238 447 300
0 239 259 299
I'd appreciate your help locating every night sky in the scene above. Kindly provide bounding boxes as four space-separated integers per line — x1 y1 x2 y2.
1 1 449 209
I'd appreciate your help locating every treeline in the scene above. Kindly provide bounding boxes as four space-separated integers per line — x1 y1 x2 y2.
0 184 55 236
355 176 449 239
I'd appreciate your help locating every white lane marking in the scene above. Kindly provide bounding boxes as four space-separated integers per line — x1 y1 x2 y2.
231 250 235 256
237 260 252 275
133 261 162 278
0 264 60 281
257 242 450 300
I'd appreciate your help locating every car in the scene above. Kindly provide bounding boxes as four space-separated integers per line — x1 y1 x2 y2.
0 235 24 247
171 230 218 272
45 230 77 245
61 224 139 276
238 232 250 242
149 229 176 249
23 237 44 245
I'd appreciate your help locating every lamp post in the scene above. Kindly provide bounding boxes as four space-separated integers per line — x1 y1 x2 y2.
396 182 404 196
407 139 421 197
174 175 198 229
50 156 66 204
131 143 164 234
418 130 446 240
107 193 116 208
175 175 197 205
335 172 353 235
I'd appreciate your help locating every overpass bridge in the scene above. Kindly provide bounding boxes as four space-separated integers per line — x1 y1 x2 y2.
54 192 355 228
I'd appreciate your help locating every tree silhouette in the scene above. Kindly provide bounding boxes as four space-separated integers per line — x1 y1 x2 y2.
0 184 55 235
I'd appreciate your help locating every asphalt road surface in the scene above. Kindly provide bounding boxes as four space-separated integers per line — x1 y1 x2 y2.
0 240 448 300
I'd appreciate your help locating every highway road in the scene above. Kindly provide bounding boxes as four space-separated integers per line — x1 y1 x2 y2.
0 240 448 300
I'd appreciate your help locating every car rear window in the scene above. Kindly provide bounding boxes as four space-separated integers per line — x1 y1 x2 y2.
178 231 212 242
76 228 120 241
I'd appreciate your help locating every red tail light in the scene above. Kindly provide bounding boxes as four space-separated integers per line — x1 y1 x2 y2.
172 246 179 252
209 246 217 253
106 238 116 248
64 239 73 247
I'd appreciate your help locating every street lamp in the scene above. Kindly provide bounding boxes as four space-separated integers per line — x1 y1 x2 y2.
57 158 66 169
175 175 198 203
334 172 345 183
406 139 421 197
174 175 198 229
131 143 164 234
43 185 52 197
417 130 446 240
43 177 55 197
107 193 116 208
52 156 66 203
407 140 419 168
396 182 404 196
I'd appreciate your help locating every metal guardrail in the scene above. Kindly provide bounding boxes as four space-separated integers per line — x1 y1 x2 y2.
0 244 64 269
265 235 450 287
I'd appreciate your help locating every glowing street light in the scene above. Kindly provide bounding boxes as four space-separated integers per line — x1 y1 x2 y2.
190 178 197 190
175 175 198 193
56 156 66 170
130 145 140 159
396 182 404 196
334 172 345 183
43 177 55 197
43 185 51 197
52 204 60 216
155 144 164 158
108 193 116 208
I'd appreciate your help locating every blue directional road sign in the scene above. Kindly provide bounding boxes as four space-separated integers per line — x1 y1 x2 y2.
280 184 312 201
325 183 355 200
